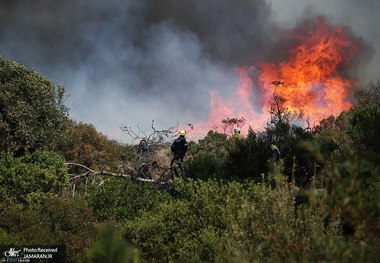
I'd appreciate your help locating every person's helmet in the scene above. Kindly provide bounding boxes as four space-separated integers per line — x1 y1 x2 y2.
234 127 241 134
179 130 186 136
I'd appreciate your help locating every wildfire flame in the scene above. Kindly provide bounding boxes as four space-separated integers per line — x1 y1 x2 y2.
193 17 362 137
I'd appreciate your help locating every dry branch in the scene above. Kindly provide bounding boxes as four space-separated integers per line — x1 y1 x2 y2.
65 162 155 183
120 120 179 144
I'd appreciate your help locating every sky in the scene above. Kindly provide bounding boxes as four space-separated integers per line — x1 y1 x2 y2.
0 0 378 143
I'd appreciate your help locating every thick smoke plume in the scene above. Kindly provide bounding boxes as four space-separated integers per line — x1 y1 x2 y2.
0 0 378 142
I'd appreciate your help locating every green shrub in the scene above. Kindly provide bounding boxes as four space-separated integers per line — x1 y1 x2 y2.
120 175 379 263
123 179 237 262
0 196 97 263
0 56 67 155
0 151 69 203
86 178 171 222
186 153 227 180
350 104 380 154
327 153 380 247
84 223 140 263
225 130 270 180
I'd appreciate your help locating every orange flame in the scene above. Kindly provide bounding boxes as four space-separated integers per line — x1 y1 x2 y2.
193 17 362 138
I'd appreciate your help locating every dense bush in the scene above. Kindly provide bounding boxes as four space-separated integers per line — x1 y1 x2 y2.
0 150 68 203
122 179 234 262
186 153 227 180
186 131 228 180
327 153 380 246
0 196 97 263
86 178 171 222
83 223 140 263
54 119 125 170
225 129 269 180
122 177 377 262
349 104 380 154
0 56 67 155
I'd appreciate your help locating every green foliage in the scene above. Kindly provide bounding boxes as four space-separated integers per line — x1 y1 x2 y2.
0 56 67 155
86 178 171 222
123 179 240 262
0 151 69 203
186 153 227 180
327 153 380 246
122 177 378 262
0 196 97 263
186 131 229 180
189 131 228 157
350 104 380 154
0 227 16 245
84 223 140 263
226 129 269 180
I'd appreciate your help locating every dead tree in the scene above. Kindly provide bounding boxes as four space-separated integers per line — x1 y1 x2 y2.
120 120 193 145
66 162 154 197
268 81 307 129
268 81 290 126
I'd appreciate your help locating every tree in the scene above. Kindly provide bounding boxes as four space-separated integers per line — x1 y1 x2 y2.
54 118 124 170
225 128 269 180
221 117 246 136
354 81 380 108
120 120 185 145
350 104 380 154
0 56 67 155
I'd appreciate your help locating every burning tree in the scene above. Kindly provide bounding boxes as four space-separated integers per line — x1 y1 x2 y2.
194 17 363 137
259 17 362 124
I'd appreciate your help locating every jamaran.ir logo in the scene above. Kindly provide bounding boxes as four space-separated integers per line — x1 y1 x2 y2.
4 248 21 257
2 246 66 262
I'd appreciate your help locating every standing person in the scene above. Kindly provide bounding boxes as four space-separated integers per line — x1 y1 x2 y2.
270 144 281 163
232 127 241 140
171 130 188 167
138 138 150 157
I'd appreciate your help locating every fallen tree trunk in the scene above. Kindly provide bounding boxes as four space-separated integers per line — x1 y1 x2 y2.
65 162 156 197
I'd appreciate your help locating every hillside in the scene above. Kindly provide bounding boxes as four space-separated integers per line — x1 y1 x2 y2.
0 56 379 262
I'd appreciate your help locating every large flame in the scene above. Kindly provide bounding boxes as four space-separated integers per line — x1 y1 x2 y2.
192 17 362 137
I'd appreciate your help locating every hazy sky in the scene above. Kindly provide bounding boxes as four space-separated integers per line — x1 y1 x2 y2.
0 0 378 143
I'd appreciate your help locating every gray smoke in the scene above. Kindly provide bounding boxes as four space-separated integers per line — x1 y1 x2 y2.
0 0 378 142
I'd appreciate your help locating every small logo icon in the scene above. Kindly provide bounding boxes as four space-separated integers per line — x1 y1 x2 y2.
4 248 21 257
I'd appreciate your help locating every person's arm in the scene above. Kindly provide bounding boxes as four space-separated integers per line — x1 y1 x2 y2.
183 139 188 153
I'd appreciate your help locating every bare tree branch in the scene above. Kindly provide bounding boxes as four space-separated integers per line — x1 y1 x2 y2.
66 163 155 182
120 120 180 145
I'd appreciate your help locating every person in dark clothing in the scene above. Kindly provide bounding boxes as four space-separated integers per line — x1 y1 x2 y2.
270 144 281 162
170 130 188 167
138 139 150 157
